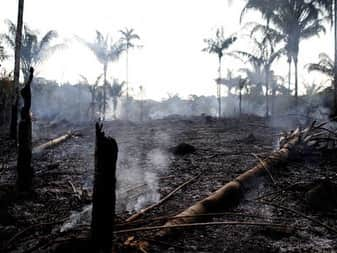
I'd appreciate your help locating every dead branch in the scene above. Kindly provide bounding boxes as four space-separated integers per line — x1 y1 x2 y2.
116 221 295 234
125 173 201 223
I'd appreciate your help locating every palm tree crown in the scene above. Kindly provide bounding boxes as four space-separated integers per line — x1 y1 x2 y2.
1 20 63 82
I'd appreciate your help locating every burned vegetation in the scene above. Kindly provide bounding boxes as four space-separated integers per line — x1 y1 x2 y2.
2 0 337 252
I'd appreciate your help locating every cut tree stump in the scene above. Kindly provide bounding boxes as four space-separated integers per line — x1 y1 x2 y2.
91 122 118 253
16 67 34 192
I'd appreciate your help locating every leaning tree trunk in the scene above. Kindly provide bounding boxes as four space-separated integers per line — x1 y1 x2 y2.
91 122 118 253
10 0 25 140
17 67 33 192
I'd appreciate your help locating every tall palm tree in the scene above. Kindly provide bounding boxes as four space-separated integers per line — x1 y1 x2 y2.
2 20 63 82
233 37 284 117
271 0 325 105
109 79 124 119
242 0 326 107
9 0 24 139
81 31 124 120
203 28 237 117
119 28 141 118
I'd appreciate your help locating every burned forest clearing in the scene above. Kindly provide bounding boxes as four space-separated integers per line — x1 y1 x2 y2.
3 0 337 252
0 116 337 252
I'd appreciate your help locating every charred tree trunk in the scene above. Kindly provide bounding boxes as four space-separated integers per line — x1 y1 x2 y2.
16 67 33 192
91 122 118 253
10 0 25 140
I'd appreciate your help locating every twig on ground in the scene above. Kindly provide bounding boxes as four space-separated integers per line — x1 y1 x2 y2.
125 173 201 223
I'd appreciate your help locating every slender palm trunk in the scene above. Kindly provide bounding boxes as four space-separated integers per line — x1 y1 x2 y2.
239 87 242 116
218 56 222 118
288 57 292 93
125 47 129 119
271 81 276 116
294 56 298 106
103 63 107 120
113 97 117 119
10 0 24 139
265 68 270 118
334 0 337 116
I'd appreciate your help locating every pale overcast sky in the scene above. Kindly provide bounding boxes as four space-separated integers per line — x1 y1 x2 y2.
0 0 334 100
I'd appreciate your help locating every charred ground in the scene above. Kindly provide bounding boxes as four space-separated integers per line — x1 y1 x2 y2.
1 115 337 252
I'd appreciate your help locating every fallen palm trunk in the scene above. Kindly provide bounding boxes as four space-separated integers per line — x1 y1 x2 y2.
32 131 74 156
156 121 337 237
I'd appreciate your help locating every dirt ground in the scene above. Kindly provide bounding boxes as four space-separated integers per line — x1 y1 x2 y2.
1 115 337 252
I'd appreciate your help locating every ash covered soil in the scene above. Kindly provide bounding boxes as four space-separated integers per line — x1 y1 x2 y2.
1 115 337 252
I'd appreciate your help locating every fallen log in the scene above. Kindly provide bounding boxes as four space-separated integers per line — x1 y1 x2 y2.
155 122 337 238
32 132 74 156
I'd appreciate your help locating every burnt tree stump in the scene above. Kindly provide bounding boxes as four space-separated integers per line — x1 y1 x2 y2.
91 122 118 253
16 67 34 192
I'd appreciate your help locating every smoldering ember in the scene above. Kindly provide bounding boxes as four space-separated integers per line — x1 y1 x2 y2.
2 1 337 253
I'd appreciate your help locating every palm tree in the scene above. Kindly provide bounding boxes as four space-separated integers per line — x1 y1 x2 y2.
81 31 124 120
2 20 63 83
119 28 141 118
80 74 103 120
109 79 124 119
311 0 336 113
242 0 326 107
203 28 237 117
233 36 284 117
271 0 325 105
307 53 334 79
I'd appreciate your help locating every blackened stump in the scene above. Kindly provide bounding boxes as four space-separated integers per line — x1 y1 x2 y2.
91 122 118 253
16 67 34 192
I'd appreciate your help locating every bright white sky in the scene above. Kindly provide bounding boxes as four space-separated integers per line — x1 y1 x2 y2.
0 0 334 100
